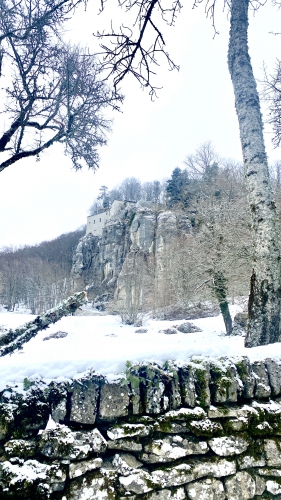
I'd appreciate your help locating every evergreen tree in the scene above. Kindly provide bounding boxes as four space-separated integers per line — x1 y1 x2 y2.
98 186 110 209
166 168 190 208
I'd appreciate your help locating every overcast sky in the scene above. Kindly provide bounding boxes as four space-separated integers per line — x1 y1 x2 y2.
0 1 281 248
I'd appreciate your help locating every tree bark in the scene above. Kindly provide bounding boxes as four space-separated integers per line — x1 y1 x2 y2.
0 291 87 357
213 271 233 335
228 0 281 347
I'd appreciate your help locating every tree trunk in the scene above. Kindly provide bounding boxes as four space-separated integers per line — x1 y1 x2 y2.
213 271 233 335
0 291 87 357
228 0 281 347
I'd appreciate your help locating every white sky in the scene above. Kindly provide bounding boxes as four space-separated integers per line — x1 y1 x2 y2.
0 1 281 247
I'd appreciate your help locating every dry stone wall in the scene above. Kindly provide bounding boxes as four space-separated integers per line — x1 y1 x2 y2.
2 356 281 498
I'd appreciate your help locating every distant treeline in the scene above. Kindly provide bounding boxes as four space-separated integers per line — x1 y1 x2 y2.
0 228 85 314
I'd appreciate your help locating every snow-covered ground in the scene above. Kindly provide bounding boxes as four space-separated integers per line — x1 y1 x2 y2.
1 304 281 392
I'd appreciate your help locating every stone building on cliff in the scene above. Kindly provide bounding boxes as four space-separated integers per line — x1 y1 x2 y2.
86 200 136 237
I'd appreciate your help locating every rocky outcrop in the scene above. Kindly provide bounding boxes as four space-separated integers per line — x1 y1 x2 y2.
71 203 192 312
2 356 281 498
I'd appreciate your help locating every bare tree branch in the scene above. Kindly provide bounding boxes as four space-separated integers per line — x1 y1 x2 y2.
95 0 182 97
0 291 87 357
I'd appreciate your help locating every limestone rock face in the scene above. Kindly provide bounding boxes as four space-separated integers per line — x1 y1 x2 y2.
71 205 192 309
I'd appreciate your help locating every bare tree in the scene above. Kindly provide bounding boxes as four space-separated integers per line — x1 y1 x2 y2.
227 0 281 347
0 0 121 172
115 251 145 325
184 142 220 180
263 60 281 149
96 0 281 347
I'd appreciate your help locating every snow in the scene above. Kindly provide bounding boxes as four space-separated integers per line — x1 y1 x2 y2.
1 304 281 391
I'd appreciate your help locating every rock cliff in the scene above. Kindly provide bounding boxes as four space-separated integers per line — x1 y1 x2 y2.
72 203 192 315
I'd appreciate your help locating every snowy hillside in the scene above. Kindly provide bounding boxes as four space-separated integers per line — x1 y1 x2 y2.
1 304 281 392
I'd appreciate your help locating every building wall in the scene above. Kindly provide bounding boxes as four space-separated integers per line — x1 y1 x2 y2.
86 200 135 236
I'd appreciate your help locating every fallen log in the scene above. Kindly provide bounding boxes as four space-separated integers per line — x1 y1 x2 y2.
0 291 87 357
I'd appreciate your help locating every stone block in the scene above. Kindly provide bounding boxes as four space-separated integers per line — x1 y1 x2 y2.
39 425 107 460
234 357 255 399
154 417 189 434
52 398 67 423
112 452 143 472
0 459 66 496
238 455 266 469
185 478 225 499
69 376 100 424
208 435 249 456
151 464 194 488
139 364 169 415
107 438 143 452
99 380 130 421
265 358 281 397
163 407 207 422
208 406 240 419
67 469 117 500
209 358 241 404
146 488 186 499
193 457 236 479
69 458 103 479
141 436 208 463
4 438 37 459
165 363 181 410
257 467 281 476
264 439 281 466
255 474 266 496
178 364 197 407
224 471 255 500
126 364 142 415
191 360 211 407
224 417 248 432
189 418 223 437
107 423 151 440
119 470 155 494
266 479 281 495
251 361 271 398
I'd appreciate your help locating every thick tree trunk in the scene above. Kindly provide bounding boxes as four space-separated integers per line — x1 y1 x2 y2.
0 291 87 357
228 0 281 347
213 271 233 335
